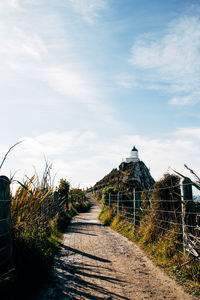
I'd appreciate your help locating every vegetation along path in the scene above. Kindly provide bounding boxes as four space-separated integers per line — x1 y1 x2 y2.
35 195 195 300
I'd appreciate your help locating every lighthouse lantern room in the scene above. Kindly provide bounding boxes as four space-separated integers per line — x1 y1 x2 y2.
125 146 139 163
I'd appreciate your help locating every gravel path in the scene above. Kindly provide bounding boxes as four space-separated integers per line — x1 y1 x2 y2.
34 195 195 300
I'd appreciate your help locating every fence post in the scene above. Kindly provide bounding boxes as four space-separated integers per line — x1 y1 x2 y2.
133 188 136 227
117 192 119 214
180 177 193 253
108 193 111 208
66 194 69 210
0 176 13 276
53 191 58 211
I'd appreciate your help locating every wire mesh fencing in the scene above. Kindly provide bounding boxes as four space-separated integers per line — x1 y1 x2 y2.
104 177 200 259
0 176 13 281
0 177 87 282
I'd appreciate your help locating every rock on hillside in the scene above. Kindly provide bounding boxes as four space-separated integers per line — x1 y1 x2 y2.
94 160 155 193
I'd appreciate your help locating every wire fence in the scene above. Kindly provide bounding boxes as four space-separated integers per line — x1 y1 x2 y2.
103 177 200 259
0 176 13 282
0 177 87 282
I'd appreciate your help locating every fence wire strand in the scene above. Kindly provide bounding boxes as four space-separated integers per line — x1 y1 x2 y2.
103 180 200 259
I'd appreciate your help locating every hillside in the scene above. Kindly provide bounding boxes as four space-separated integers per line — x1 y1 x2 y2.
93 160 155 193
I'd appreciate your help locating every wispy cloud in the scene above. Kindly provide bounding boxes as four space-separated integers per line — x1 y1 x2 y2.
174 127 200 139
115 74 140 89
128 15 200 105
169 95 198 105
1 126 200 189
0 26 47 60
0 0 20 11
0 0 120 132
68 0 107 24
41 66 96 103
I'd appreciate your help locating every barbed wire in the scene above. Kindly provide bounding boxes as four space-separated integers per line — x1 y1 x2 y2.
94 181 197 194
107 196 196 203
0 245 9 253
0 192 85 281
103 180 200 259
0 231 10 238
0 258 10 268
0 217 10 222
140 208 199 215
0 199 11 202
119 213 184 238
117 199 192 203
152 218 200 230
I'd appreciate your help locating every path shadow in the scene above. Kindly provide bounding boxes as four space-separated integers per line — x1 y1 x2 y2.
58 243 111 263
31 196 129 299
70 230 97 236
59 262 126 284
69 222 103 227
67 223 99 236
37 259 130 300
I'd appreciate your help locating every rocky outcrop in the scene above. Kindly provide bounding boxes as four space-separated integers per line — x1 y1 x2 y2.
94 161 155 192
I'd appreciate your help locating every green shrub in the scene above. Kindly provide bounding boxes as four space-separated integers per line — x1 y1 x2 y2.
98 173 200 296
1 175 90 300
99 207 115 225
102 187 118 206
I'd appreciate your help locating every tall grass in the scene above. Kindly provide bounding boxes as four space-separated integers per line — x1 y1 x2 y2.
1 173 90 299
99 174 200 297
99 207 200 297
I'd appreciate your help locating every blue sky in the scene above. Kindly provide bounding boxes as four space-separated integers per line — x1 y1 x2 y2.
0 0 200 190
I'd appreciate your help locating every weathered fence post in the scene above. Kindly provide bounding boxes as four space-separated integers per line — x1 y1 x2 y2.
71 194 73 206
65 195 69 210
53 191 58 211
180 177 193 253
0 176 13 276
133 188 136 227
117 192 120 214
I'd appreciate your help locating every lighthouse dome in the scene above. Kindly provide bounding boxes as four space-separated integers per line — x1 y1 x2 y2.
132 146 138 152
125 145 140 163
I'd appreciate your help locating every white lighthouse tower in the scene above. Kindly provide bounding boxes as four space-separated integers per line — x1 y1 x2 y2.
125 146 139 163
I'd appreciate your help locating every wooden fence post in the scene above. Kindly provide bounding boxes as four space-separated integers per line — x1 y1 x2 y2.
65 194 69 211
0 176 13 275
180 177 193 253
53 191 58 211
117 192 120 214
133 188 136 227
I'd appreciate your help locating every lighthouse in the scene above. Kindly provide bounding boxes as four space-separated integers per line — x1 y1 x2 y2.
125 146 139 163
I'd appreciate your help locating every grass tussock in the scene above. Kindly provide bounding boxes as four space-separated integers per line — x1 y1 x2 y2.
99 206 200 298
111 215 135 240
0 174 90 300
98 206 115 225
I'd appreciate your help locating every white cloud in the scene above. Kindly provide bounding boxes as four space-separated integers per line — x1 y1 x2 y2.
116 74 140 89
0 25 47 60
174 127 200 139
16 131 97 157
41 67 96 103
118 132 200 183
1 127 200 191
9 0 20 9
169 95 198 105
0 0 20 10
0 0 119 132
68 0 107 24
129 16 200 105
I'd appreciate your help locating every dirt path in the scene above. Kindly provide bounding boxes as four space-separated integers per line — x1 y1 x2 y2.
34 195 195 300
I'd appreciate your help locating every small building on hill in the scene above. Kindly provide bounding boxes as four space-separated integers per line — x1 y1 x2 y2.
93 145 154 194
125 146 139 163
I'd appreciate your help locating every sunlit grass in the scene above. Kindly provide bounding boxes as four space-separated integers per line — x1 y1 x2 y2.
0 174 90 299
99 206 200 297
